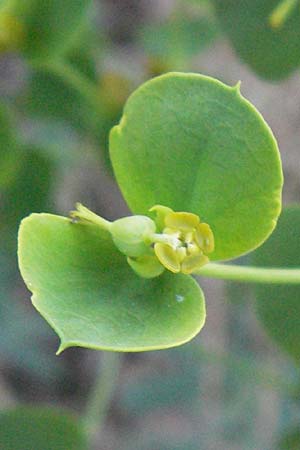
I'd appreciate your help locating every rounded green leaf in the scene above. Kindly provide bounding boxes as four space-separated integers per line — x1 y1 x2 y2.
251 206 300 362
18 213 205 352
213 0 300 80
110 72 282 261
0 407 86 450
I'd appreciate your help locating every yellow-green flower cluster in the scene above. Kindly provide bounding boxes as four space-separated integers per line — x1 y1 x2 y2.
149 205 214 275
70 203 214 278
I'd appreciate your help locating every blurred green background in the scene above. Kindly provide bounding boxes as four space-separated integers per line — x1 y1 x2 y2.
0 1 300 449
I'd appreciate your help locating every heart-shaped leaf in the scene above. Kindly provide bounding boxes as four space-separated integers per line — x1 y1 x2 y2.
110 72 282 261
251 206 300 362
18 213 205 352
213 0 300 80
0 407 87 450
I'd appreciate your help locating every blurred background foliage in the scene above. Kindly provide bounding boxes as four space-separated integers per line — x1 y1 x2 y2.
0 0 300 449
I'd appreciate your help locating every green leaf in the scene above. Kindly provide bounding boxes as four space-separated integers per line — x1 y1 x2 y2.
277 427 300 450
1 147 53 234
139 16 218 69
19 66 99 135
213 0 300 80
18 214 206 352
251 206 300 362
0 102 20 190
66 27 98 83
0 407 87 450
63 1 100 82
110 72 282 262
3 0 93 60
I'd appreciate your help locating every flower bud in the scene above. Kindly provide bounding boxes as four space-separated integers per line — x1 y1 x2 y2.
110 216 156 257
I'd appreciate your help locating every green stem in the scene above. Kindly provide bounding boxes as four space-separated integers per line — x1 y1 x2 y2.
269 0 298 28
195 263 300 284
82 352 121 446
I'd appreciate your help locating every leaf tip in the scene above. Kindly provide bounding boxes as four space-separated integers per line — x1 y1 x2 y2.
18 212 37 232
110 112 127 141
56 341 69 355
233 80 241 94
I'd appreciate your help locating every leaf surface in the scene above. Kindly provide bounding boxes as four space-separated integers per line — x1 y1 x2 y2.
110 72 282 261
140 16 218 68
9 0 93 59
277 427 300 450
213 0 300 80
0 102 19 189
18 213 205 352
0 407 86 450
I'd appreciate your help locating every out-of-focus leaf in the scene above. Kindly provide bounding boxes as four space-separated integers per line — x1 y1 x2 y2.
251 206 300 362
1 0 93 60
140 16 218 70
213 0 300 80
0 102 20 189
1 146 54 235
0 407 87 450
22 119 81 167
18 66 100 135
65 18 99 83
99 71 133 117
277 427 300 449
